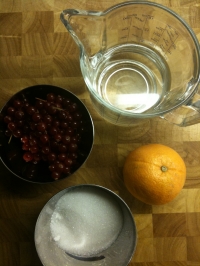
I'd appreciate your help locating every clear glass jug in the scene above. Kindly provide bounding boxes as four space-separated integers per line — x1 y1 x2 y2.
60 1 200 126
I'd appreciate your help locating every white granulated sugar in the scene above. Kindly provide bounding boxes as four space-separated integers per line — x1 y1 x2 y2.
50 187 123 256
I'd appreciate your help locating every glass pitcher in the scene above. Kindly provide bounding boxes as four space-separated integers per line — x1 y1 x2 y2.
60 1 200 126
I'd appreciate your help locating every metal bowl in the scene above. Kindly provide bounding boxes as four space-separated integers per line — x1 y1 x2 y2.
0 85 94 183
35 184 137 266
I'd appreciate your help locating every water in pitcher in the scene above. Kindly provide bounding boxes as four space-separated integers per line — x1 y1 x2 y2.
91 43 171 114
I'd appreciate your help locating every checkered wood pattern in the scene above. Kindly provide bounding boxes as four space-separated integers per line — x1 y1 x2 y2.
0 0 200 265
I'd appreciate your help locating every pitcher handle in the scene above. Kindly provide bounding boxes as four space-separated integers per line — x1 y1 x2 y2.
161 83 200 127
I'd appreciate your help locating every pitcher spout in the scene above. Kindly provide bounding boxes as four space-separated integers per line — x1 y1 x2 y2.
60 9 105 57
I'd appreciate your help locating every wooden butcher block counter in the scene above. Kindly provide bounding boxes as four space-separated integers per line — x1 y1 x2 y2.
0 0 200 265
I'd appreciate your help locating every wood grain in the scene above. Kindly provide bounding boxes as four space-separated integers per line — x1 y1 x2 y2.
0 0 200 265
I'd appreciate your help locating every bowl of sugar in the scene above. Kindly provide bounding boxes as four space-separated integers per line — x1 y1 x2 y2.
34 184 137 266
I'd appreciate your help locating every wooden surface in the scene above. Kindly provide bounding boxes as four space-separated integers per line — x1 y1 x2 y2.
0 0 200 265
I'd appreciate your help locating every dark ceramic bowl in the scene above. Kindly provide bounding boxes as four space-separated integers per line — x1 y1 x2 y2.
0 85 94 183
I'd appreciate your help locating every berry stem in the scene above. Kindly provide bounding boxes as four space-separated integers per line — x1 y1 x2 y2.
8 135 12 144
35 97 46 102
35 98 65 111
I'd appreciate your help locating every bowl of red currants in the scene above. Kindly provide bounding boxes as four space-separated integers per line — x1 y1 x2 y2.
0 85 94 183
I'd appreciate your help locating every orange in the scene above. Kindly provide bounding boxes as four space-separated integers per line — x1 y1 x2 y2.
123 144 186 205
